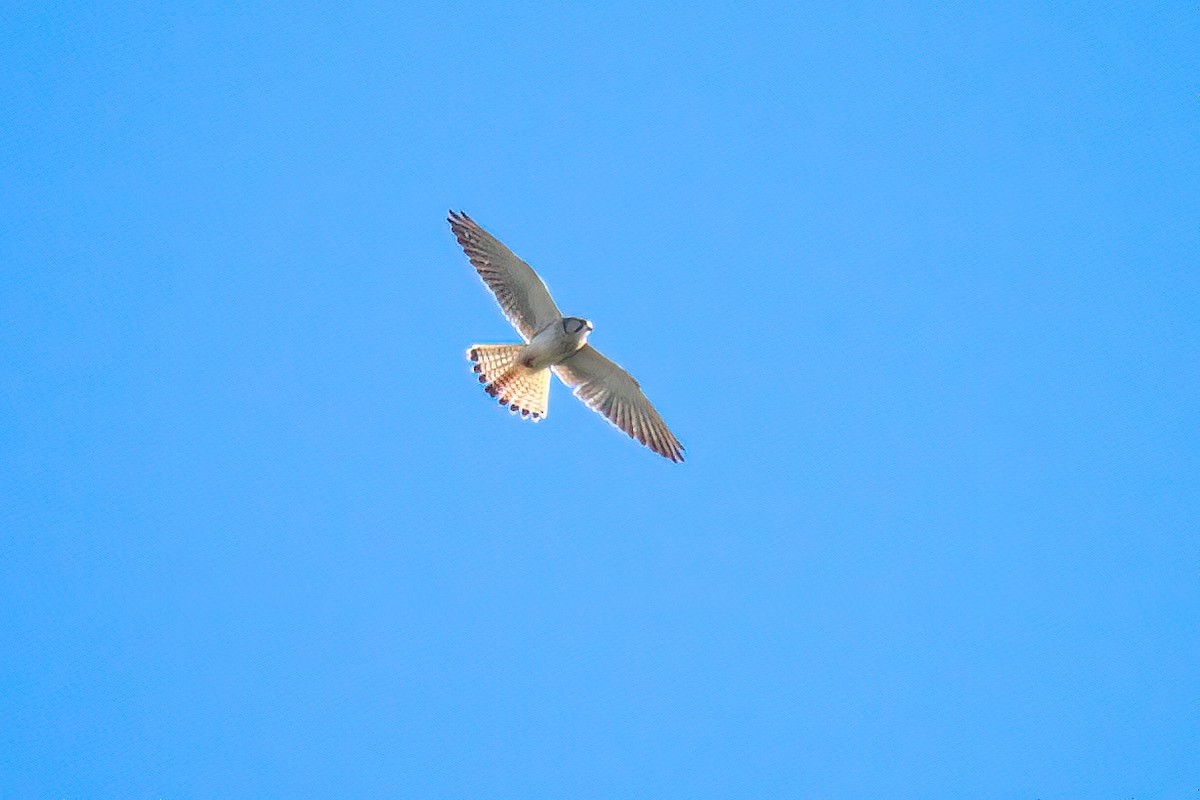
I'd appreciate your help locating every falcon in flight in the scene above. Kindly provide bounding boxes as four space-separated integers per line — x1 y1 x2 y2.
449 211 685 463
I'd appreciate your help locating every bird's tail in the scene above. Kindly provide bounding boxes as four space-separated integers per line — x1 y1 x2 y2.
467 344 550 421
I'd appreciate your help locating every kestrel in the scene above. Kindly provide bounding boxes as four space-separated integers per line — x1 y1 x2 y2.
449 211 685 463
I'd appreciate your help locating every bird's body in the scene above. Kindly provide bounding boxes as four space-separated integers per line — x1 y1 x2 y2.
521 317 592 370
449 211 685 462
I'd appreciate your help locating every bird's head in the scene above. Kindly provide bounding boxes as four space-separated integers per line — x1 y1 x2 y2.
562 317 593 338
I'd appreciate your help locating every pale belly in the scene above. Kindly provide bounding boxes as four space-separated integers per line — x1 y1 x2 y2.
521 324 587 369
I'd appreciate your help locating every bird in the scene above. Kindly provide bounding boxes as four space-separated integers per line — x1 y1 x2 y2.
449 210 685 463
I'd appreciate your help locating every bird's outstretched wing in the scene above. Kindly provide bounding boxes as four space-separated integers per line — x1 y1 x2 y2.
553 345 685 463
448 211 562 342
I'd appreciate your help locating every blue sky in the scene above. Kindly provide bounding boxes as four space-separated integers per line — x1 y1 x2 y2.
2 3 1196 797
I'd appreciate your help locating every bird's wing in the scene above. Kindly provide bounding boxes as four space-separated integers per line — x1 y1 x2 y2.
553 345 685 463
448 211 562 342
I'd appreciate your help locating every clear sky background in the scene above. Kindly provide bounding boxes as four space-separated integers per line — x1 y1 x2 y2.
2 3 1196 798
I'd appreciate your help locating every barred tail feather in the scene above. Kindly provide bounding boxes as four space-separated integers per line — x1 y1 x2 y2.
467 344 550 421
